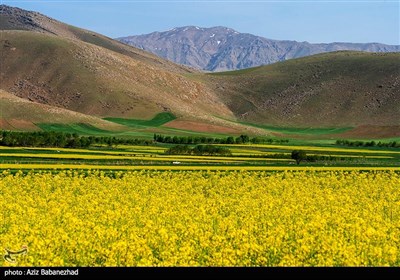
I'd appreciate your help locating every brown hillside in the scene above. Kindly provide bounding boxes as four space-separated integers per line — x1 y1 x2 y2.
0 31 233 120
0 89 127 131
1 5 399 138
205 51 400 127
0 4 194 74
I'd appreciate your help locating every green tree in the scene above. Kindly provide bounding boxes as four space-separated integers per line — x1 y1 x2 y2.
226 137 235 144
291 150 307 165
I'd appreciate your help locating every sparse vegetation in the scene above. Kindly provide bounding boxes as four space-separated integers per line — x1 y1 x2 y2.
206 51 400 130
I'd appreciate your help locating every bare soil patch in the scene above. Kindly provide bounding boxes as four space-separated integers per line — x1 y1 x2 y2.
0 119 13 130
335 125 400 139
1 119 39 131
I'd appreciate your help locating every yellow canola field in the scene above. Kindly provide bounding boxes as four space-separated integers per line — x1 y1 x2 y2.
0 164 399 171
159 155 291 162
229 148 271 155
0 146 162 156
0 153 240 163
1 170 399 266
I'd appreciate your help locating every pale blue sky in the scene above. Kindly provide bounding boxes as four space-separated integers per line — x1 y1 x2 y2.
2 0 399 45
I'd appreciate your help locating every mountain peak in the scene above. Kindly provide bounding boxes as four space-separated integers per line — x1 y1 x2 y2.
118 26 400 72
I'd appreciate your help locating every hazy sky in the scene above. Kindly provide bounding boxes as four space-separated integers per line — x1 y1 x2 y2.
2 0 399 45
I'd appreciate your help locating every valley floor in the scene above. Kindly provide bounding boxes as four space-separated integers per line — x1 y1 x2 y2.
0 142 399 170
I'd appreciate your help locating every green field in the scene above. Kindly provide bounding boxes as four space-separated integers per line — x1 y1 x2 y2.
240 123 353 136
104 112 176 128
37 123 112 135
35 112 234 139
0 142 398 171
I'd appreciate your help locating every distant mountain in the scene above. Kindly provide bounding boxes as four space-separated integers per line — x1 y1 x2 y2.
118 26 400 71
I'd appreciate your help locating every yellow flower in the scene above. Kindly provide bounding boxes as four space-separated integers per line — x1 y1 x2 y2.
0 170 399 266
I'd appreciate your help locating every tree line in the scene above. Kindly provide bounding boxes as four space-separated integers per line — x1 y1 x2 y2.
166 145 232 156
154 134 289 145
0 130 152 148
0 130 291 150
335 139 399 148
291 150 358 165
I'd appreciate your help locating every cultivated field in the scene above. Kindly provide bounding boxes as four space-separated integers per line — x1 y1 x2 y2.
0 141 399 266
0 142 399 170
1 170 399 266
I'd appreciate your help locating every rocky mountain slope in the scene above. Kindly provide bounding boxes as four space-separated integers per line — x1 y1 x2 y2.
118 26 400 72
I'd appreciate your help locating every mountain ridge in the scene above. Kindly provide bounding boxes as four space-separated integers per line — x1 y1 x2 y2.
118 25 400 71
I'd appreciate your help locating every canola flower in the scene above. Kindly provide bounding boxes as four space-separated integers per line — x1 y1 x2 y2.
0 154 242 164
0 170 399 266
0 146 165 156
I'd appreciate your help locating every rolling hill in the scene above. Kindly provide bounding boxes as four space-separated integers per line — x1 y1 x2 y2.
1 5 399 138
205 51 400 128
